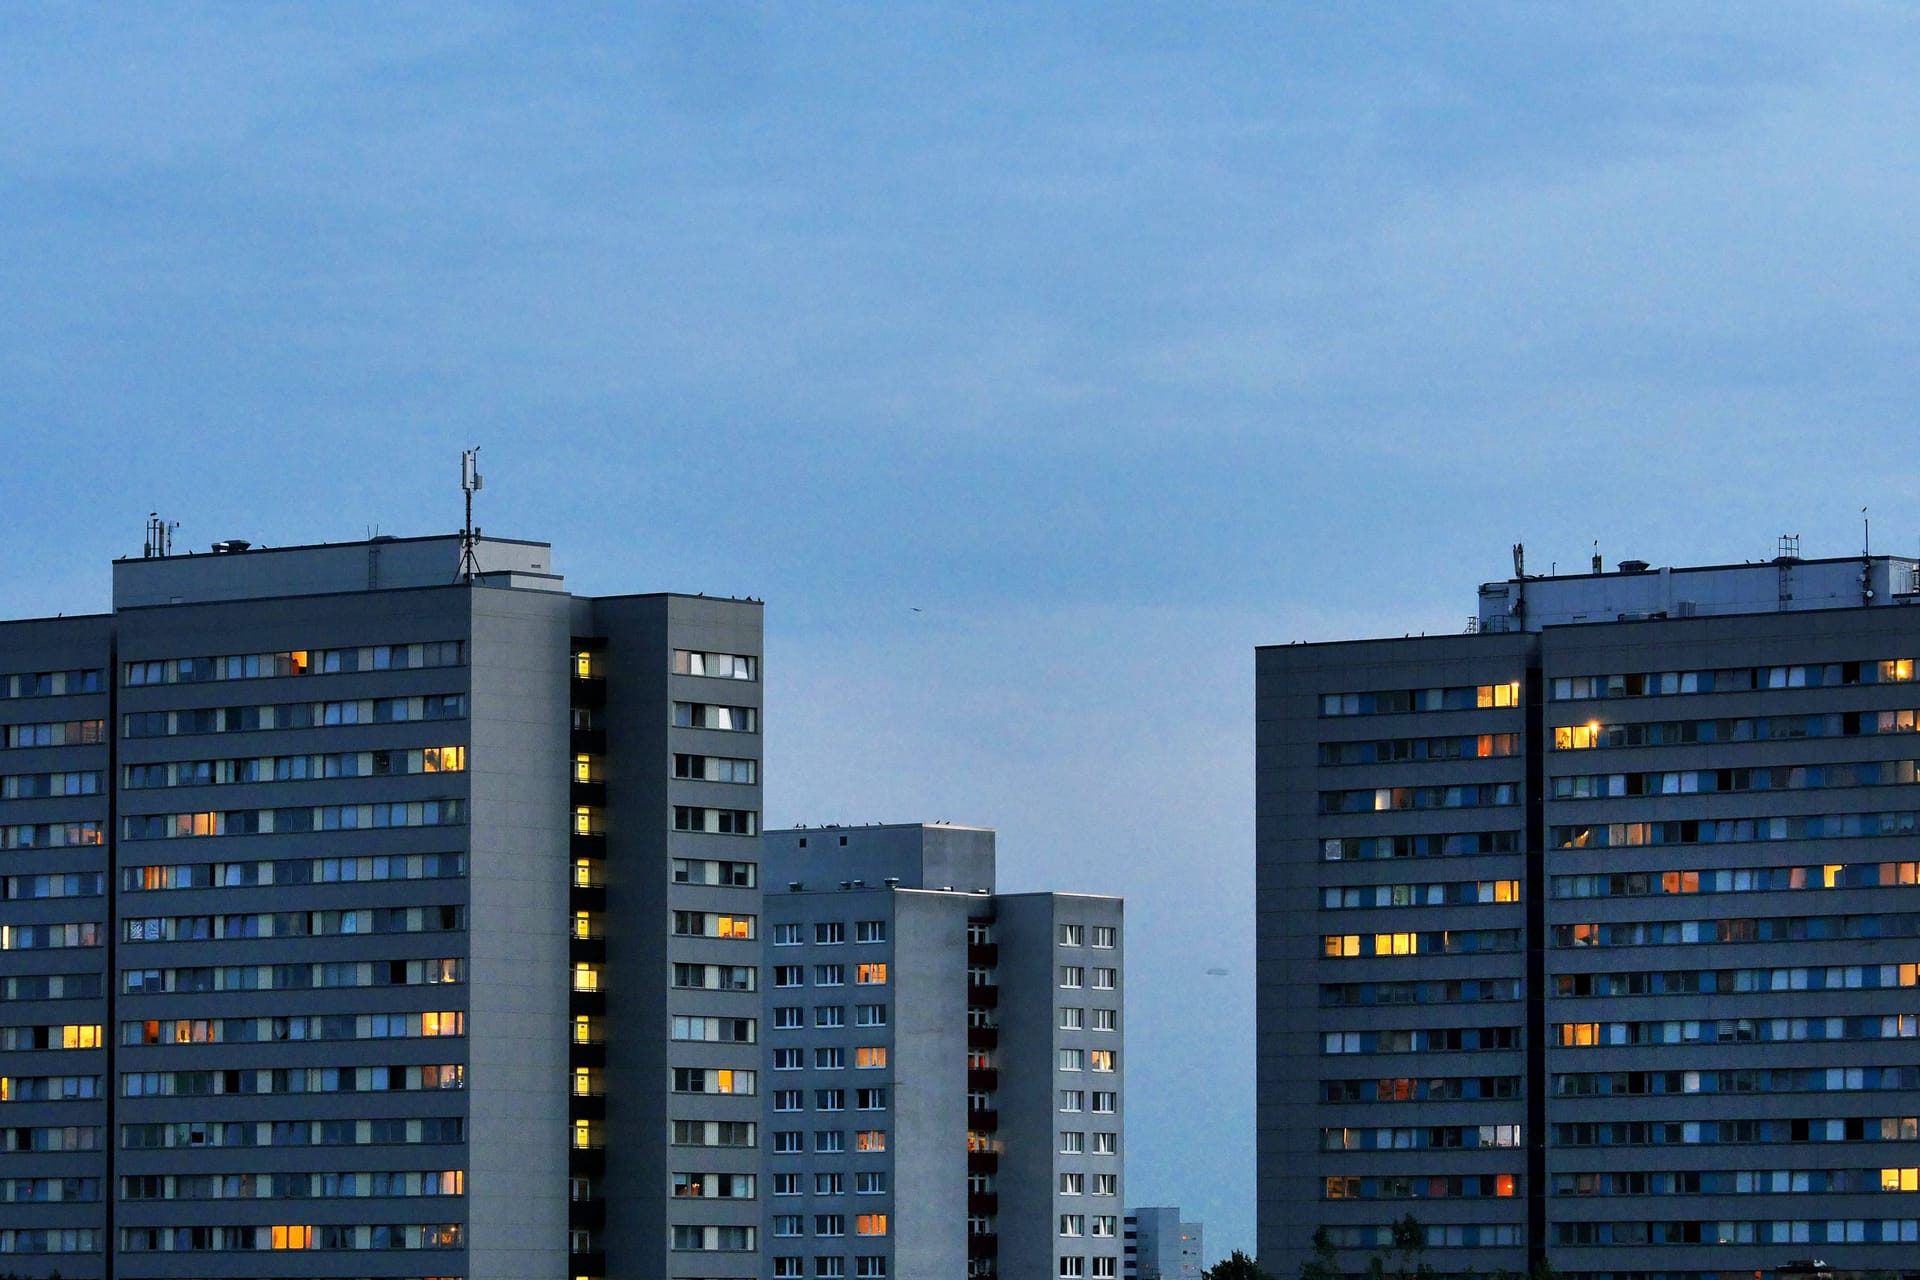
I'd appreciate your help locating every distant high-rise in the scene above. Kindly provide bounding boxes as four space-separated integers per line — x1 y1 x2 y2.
1259 550 1920 1278
0 532 762 1279
1124 1204 1202 1278
761 822 1126 1280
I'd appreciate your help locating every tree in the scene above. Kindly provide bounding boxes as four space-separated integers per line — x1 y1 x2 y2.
1205 1251 1276 1280
1364 1215 1433 1280
1298 1226 1341 1280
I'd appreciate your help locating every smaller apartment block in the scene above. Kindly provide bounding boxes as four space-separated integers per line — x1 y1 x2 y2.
762 823 1124 1280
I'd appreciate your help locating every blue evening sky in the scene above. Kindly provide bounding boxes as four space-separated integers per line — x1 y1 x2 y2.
6 3 1920 1256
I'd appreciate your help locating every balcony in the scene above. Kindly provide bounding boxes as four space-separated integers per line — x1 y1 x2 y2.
967 1236 999 1261
967 1149 999 1173
968 1108 998 1130
570 727 607 755
966 985 998 1009
968 1067 999 1092
570 675 607 709
968 1192 999 1217
571 1093 607 1121
570 779 607 808
968 942 999 967
966 1025 998 1050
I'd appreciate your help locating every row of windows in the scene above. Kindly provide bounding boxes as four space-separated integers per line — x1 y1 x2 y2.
773 964 890 987
672 857 756 888
1 1124 99 1151
772 921 888 945
672 753 757 784
1554 708 1920 750
1557 1014 1920 1047
123 799 463 840
1553 860 1920 899
1319 733 1520 766
672 910 754 940
0 920 102 951
1324 1027 1520 1055
124 904 462 943
670 1015 755 1044
671 1119 756 1147
672 962 757 992
0 1228 97 1254
671 1171 756 1199
1557 1167 1920 1196
124 694 465 738
126 851 464 892
772 1006 889 1029
1058 1048 1118 1072
673 649 757 681
672 702 758 733
1554 962 1920 998
125 747 465 789
1322 831 1518 861
0 718 105 749
1057 924 1118 948
123 1063 463 1097
770 1214 888 1237
0 1176 97 1203
0 669 101 699
1552 659 1917 702
770 1170 889 1195
122 1169 464 1200
771 1129 889 1154
0 1023 101 1050
770 1256 892 1279
125 957 461 995
1322 1075 1521 1103
1554 1116 1920 1146
2 972 100 1001
1057 966 1118 989
1555 1065 1920 1097
673 805 758 836
1060 1172 1121 1195
1556 913 1913 948
672 1224 756 1252
125 641 464 686
1062 1007 1120 1031
1322 683 1521 716
1552 1218 1920 1246
1326 1224 1519 1249
772 1089 890 1112
0 819 102 849
1322 929 1520 958
2 871 102 900
123 1011 464 1045
1326 1173 1517 1200
1059 1090 1119 1113
1556 809 1920 848
1554 759 1919 800
0 769 100 798
121 1116 466 1149
773 1047 889 1071
120 1222 462 1251
672 1067 755 1095
1321 783 1518 815
1323 979 1521 1008
0 1074 99 1101
1321 879 1519 909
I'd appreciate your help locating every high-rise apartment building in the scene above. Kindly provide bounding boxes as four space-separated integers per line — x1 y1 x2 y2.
1258 550 1920 1279
0 532 763 1280
1123 1204 1202 1278
760 822 1125 1280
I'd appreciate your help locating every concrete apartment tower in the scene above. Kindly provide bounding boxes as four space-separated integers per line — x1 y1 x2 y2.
1123 1205 1203 1278
1258 547 1920 1279
761 822 1126 1280
0 531 762 1279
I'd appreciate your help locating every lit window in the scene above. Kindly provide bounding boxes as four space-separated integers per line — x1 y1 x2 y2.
856 963 887 985
855 1046 887 1069
857 1213 888 1236
270 1224 312 1250
856 1129 886 1152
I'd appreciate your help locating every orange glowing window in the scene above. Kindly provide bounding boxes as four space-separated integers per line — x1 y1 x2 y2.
270 1225 312 1250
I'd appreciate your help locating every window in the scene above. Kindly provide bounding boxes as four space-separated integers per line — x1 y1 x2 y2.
1060 1172 1084 1195
1094 1131 1117 1154
855 1046 887 1069
1089 1049 1115 1072
774 1214 803 1237
674 649 757 680
1094 1258 1117 1278
1061 1131 1085 1153
815 1214 846 1237
816 1131 845 1153
774 1048 802 1070
775 965 803 987
1091 925 1116 948
816 922 846 945
815 1172 844 1195
773 922 802 945
857 1088 886 1110
857 1213 888 1236
1059 924 1084 947
815 1006 845 1028
1060 1214 1085 1237
774 1007 802 1029
816 1089 845 1111
1092 968 1116 990
1060 1049 1084 1071
856 1129 886 1152
774 1090 803 1112
1061 1007 1084 1030
672 702 758 732
1060 966 1084 989
856 963 887 985
1092 1008 1116 1031
856 920 887 942
1092 1091 1116 1113
773 1130 802 1153
1093 1173 1117 1196
816 1047 845 1070
816 963 846 986
1060 1090 1084 1112
856 1257 888 1278
856 1170 887 1194
855 1004 887 1027
774 1173 801 1195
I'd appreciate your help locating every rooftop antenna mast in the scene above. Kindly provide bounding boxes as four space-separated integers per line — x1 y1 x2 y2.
143 513 178 559
458 449 483 583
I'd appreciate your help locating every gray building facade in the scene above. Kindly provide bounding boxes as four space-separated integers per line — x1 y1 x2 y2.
1123 1205 1202 1279
761 823 1125 1280
1258 552 1920 1279
0 532 762 1280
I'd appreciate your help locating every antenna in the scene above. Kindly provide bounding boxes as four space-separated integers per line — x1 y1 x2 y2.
1511 542 1525 579
143 513 178 559
458 449 483 582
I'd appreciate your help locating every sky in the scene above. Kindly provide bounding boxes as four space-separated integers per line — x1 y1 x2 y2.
6 2 1920 1257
